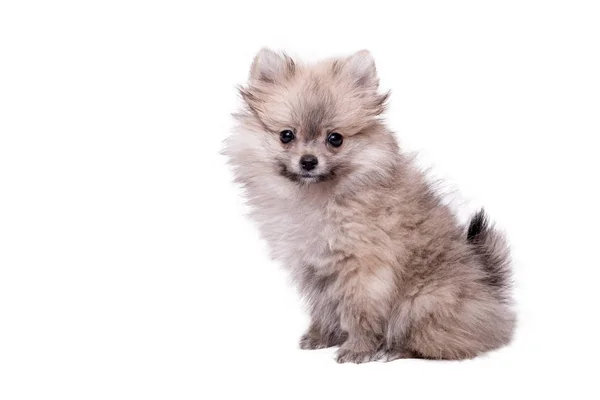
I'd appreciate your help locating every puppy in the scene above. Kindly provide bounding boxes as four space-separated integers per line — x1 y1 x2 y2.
224 49 515 363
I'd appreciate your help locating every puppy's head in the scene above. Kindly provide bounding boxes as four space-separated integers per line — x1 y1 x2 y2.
232 49 397 186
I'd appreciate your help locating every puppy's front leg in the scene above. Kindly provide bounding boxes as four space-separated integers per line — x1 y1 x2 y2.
299 320 347 350
335 260 394 364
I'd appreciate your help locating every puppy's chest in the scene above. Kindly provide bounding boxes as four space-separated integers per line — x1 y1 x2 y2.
264 203 338 270
289 210 335 268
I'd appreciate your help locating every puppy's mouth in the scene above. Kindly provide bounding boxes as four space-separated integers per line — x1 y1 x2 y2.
278 164 334 184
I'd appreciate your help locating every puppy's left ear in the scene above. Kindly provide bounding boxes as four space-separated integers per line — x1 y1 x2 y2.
344 50 378 89
249 48 296 84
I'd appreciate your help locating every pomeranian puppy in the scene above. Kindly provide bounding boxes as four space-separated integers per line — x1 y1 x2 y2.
224 49 515 363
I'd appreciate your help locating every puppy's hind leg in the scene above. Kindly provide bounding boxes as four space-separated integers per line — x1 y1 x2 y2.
405 292 516 360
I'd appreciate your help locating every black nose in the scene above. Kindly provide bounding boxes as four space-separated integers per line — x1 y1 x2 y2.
300 154 318 171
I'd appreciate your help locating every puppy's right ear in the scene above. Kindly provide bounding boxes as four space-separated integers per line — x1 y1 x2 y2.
343 50 378 90
249 48 296 83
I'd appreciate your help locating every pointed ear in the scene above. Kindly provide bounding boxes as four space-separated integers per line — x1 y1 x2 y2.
249 48 296 83
344 50 378 89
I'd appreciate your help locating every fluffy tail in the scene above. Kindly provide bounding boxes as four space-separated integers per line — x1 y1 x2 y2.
467 209 513 302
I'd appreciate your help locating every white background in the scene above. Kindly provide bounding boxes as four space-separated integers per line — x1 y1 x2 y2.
1 1 599 399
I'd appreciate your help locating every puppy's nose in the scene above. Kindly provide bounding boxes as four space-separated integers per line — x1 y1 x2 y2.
300 154 318 171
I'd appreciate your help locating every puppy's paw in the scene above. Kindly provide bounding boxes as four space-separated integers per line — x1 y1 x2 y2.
299 333 331 350
335 347 380 364
378 347 417 362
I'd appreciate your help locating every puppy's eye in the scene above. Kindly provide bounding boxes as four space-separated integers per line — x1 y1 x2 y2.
327 132 343 147
280 130 295 144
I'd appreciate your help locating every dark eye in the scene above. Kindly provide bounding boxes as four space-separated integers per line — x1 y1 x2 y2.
280 130 295 144
327 132 343 147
